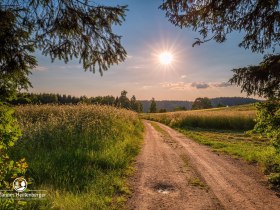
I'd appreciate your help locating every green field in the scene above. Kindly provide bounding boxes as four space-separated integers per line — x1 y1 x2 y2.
3 103 279 210
8 105 143 210
142 104 280 189
143 104 256 131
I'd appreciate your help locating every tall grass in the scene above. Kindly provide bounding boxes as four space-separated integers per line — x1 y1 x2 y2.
143 105 256 131
10 104 143 210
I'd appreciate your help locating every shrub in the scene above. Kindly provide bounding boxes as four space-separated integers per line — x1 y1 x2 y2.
253 101 280 152
0 104 28 209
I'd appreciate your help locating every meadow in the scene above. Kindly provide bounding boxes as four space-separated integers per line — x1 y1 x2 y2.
143 104 256 131
142 104 280 189
9 104 143 210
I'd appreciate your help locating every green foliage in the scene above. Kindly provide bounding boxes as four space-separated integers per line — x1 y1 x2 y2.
253 101 280 151
130 95 143 113
11 92 144 112
1 0 127 74
192 97 212 110
118 90 131 109
0 104 28 209
173 106 186 111
268 173 280 190
228 49 280 159
160 0 280 53
149 98 157 113
91 95 116 106
12 104 143 209
0 9 36 102
0 0 127 102
217 103 226 108
229 54 280 99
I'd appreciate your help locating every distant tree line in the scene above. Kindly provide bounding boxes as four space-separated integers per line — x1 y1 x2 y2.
149 98 157 113
11 90 143 112
141 97 259 112
12 93 259 113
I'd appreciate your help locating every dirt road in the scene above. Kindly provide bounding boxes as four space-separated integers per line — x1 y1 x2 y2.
126 121 280 210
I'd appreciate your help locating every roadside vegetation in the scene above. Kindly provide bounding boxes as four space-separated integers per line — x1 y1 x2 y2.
142 104 280 190
7 104 143 210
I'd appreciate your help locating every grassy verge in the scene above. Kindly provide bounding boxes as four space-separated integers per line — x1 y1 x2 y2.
9 104 143 210
177 128 280 175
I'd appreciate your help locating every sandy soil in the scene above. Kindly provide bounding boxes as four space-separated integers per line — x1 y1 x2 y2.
126 121 280 210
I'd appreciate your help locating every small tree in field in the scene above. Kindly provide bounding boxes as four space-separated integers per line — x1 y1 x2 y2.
150 98 157 113
118 90 131 109
192 97 212 110
130 95 143 113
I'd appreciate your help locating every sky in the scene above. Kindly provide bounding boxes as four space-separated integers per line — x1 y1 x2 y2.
30 0 269 101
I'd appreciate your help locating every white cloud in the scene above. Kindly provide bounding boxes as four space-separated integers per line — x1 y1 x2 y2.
129 65 145 69
141 85 153 90
58 64 81 70
180 75 187 79
191 82 209 89
161 82 190 90
211 82 232 87
34 66 48 72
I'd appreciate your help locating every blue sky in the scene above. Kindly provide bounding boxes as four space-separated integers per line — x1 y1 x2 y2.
30 0 268 101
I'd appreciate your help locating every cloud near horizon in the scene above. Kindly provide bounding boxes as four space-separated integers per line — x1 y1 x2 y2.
191 82 209 89
161 82 232 90
34 66 48 72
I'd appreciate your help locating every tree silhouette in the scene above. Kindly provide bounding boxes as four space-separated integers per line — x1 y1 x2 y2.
229 54 280 99
130 95 142 112
114 96 119 107
192 97 212 110
150 98 157 113
0 0 127 101
118 90 130 109
159 0 280 100
160 0 279 53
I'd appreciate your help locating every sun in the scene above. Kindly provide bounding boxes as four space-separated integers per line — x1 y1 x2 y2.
159 52 173 65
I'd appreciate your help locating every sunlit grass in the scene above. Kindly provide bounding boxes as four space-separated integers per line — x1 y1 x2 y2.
10 104 143 210
142 104 256 131
177 128 280 174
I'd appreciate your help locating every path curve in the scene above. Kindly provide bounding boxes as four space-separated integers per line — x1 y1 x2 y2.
126 121 280 210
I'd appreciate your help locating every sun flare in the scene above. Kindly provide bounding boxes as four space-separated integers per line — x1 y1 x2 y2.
159 52 173 65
